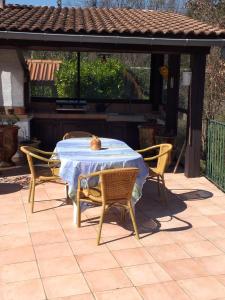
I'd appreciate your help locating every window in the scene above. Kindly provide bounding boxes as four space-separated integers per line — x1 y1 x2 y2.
29 51 151 101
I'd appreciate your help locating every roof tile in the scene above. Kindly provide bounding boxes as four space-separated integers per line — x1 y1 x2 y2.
0 5 225 38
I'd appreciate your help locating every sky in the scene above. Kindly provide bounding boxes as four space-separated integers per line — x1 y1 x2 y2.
7 0 84 6
7 0 186 8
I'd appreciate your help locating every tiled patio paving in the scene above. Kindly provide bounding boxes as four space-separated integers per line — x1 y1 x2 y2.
0 172 225 300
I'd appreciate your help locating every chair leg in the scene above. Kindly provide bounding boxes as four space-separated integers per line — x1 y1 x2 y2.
76 198 81 227
120 207 126 223
97 204 106 245
128 201 139 240
161 175 168 205
31 181 36 213
157 175 161 196
66 184 69 199
28 179 33 203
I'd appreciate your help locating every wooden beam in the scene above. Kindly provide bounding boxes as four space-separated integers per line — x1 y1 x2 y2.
184 53 207 177
0 40 211 55
165 54 181 135
150 54 164 111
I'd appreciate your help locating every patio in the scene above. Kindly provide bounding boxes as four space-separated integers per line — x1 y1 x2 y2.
0 170 225 299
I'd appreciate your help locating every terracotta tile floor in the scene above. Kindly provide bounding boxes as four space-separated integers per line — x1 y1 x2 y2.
0 172 225 299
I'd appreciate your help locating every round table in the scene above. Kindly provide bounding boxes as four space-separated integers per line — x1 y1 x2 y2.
55 137 149 222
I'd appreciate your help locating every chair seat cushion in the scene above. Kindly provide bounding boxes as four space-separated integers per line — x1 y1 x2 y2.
81 186 102 202
51 167 60 176
80 186 127 204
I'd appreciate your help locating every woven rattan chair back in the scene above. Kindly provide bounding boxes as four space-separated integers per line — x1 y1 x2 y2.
20 146 39 179
157 143 173 174
100 168 138 203
20 146 64 213
137 143 173 204
63 131 92 140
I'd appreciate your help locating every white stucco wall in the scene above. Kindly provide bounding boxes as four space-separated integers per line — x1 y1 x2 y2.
0 49 24 107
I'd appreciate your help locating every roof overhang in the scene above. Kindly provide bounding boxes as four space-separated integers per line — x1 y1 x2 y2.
0 31 225 48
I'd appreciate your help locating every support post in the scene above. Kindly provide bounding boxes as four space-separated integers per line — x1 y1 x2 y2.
165 54 181 135
184 53 206 178
150 54 164 111
77 52 81 98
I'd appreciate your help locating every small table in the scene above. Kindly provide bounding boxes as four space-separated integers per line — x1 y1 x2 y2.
55 137 149 222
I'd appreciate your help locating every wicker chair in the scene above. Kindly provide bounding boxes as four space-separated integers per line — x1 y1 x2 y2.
63 131 92 140
76 167 139 245
137 143 173 203
20 146 65 213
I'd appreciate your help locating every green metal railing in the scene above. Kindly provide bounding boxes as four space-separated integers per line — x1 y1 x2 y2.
206 119 225 192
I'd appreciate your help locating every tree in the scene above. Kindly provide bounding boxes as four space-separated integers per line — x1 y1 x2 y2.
57 0 62 7
55 57 125 99
76 0 185 11
186 0 225 122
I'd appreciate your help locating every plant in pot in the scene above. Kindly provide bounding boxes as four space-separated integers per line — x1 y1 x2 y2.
0 111 20 167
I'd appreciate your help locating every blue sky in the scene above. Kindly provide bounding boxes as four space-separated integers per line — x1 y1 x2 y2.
7 0 84 6
7 0 185 9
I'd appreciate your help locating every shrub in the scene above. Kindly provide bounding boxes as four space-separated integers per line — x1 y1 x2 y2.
55 57 125 99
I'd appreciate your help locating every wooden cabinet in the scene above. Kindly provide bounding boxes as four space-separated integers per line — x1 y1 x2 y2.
31 116 141 150
106 122 139 149
60 120 106 138
31 119 59 149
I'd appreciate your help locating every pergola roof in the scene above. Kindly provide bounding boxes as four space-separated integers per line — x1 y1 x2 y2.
0 4 225 39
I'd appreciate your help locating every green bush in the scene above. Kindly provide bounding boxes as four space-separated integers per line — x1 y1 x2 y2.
55 57 125 99
31 85 57 97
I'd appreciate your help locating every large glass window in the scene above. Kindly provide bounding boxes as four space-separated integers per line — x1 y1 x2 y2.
29 51 150 101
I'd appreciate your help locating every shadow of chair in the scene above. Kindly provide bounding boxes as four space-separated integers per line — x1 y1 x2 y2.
81 178 214 242
134 179 214 236
0 183 22 194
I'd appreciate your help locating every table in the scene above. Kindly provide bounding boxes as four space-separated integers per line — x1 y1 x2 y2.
55 137 149 222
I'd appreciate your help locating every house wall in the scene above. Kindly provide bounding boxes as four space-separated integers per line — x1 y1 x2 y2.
0 49 33 141
0 49 24 109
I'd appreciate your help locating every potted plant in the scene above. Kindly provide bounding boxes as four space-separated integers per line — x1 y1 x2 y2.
0 110 20 167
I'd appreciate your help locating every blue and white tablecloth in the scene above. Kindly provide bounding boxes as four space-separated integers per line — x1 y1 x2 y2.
55 138 149 221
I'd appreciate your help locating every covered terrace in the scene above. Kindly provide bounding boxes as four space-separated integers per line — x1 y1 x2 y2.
1 4 225 177
1 3 225 299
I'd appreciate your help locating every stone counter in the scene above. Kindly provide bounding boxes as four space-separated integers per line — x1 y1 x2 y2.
32 112 147 122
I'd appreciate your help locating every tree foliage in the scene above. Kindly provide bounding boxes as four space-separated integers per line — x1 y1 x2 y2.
55 57 125 99
187 0 225 26
67 0 185 11
186 0 225 121
186 0 225 158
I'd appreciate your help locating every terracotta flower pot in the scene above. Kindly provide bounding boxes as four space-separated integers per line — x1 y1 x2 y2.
0 125 19 167
13 107 26 115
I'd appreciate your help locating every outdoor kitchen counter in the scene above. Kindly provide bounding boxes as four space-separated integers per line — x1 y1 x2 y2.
31 113 149 149
32 113 147 122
